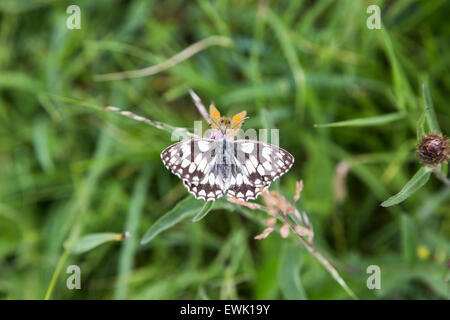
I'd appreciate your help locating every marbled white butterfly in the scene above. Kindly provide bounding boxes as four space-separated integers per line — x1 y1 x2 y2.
161 102 294 202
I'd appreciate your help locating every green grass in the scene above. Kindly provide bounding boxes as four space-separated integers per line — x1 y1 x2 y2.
0 0 449 300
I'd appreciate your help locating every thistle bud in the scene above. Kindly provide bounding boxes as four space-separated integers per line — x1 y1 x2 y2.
416 133 449 166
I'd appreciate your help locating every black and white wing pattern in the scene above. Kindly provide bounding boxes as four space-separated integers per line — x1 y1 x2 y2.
182 179 224 202
161 139 215 183
161 138 224 201
226 140 294 201
161 138 294 202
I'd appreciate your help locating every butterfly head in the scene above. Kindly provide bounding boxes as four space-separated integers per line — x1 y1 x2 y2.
209 104 247 139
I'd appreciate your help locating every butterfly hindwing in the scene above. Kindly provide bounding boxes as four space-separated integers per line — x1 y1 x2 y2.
225 180 266 201
183 178 224 201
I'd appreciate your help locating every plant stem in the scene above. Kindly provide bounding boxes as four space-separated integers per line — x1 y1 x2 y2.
282 214 358 300
44 250 70 300
433 169 450 188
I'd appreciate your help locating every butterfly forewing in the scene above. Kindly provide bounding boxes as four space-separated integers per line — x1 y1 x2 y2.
160 139 217 184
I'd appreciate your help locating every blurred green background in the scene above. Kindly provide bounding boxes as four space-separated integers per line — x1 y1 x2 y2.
0 0 448 300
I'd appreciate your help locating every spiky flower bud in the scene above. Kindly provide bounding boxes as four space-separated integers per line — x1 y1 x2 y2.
417 133 449 166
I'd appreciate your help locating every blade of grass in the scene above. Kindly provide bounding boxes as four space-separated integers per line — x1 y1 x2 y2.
266 9 306 119
380 27 407 111
416 111 426 140
281 214 358 300
93 36 232 81
32 116 54 172
278 243 307 299
400 214 418 266
249 0 267 108
115 165 152 299
40 93 194 139
381 166 433 207
44 131 114 299
422 82 442 134
314 112 406 128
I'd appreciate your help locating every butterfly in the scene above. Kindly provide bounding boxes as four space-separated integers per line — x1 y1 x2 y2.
161 101 294 202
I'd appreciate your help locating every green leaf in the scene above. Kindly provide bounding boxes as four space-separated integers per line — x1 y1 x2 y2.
314 112 405 128
191 201 215 222
422 83 441 134
140 196 207 245
381 166 432 207
278 243 307 300
69 233 124 254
